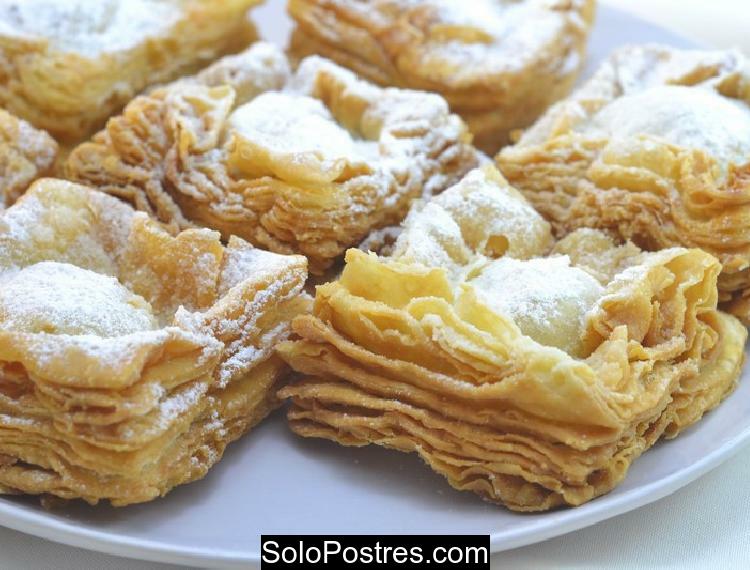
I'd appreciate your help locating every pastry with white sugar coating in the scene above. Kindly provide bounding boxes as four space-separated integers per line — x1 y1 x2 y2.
278 165 746 511
287 0 596 153
0 0 264 143
66 42 480 274
0 109 58 208
497 44 750 323
0 178 310 505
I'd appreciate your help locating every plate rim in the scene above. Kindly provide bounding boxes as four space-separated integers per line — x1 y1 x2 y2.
0 421 748 569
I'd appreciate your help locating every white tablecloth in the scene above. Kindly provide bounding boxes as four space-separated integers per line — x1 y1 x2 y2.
1 1 749 568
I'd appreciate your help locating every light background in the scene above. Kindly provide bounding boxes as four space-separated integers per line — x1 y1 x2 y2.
1 1 749 568
604 0 750 54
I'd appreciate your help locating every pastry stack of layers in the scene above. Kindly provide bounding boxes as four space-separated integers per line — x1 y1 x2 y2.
66 41 480 275
0 0 264 143
0 109 58 207
497 45 750 323
287 0 596 153
0 178 310 505
278 165 746 511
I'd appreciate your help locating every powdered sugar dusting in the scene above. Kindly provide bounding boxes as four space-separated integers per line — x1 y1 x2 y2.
382 166 604 355
0 176 309 501
388 0 586 79
0 0 177 56
191 42 291 106
219 320 291 386
0 261 157 336
229 92 377 182
432 0 570 69
187 49 482 240
174 237 308 388
153 381 208 433
579 85 750 168
19 327 215 373
178 273 304 388
390 167 552 276
515 45 749 148
391 201 472 278
0 182 134 274
0 110 57 207
218 242 302 297
429 168 552 259
469 255 604 356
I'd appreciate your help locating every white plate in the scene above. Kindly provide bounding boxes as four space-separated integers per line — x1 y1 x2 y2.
1 3 747 569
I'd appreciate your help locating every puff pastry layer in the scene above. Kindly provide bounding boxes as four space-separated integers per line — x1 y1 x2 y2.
287 0 596 152
0 178 310 505
66 42 479 275
0 109 57 208
278 165 746 511
0 0 262 143
497 45 750 323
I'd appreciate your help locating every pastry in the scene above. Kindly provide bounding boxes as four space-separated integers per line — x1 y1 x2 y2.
0 109 57 207
497 45 750 323
0 0 263 143
278 165 746 511
0 178 310 505
66 42 480 275
287 0 596 153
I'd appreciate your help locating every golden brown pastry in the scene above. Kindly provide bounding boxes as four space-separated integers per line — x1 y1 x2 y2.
0 109 57 207
287 0 596 153
278 165 746 511
497 45 750 323
0 0 263 143
66 42 480 275
0 178 310 505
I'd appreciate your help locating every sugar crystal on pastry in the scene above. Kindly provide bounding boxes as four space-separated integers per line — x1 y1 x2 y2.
0 178 310 505
497 44 750 323
66 42 479 274
278 165 746 511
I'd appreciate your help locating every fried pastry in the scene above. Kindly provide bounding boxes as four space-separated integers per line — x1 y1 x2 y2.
0 178 310 505
0 109 57 207
287 0 596 153
0 0 263 143
496 45 750 323
278 165 746 511
66 42 479 275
